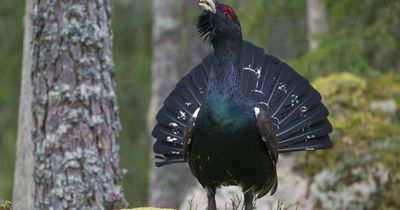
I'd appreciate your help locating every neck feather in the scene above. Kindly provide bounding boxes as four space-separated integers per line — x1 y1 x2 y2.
207 37 247 103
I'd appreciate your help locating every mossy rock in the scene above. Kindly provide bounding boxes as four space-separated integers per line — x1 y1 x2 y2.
311 72 400 141
295 72 400 209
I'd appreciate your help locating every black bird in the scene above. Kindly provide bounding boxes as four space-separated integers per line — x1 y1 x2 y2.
152 0 333 209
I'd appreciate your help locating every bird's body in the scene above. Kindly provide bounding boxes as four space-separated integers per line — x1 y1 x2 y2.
189 95 273 191
186 94 277 209
184 30 279 205
151 0 332 209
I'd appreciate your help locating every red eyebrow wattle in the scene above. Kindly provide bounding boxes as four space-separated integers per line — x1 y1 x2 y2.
222 7 234 19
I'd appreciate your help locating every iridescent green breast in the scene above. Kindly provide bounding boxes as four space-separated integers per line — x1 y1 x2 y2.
196 95 255 133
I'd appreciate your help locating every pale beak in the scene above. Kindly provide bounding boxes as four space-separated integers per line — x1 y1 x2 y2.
199 0 217 13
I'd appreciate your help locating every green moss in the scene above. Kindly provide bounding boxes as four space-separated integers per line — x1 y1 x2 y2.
0 199 12 210
295 72 400 209
313 73 367 107
369 74 400 107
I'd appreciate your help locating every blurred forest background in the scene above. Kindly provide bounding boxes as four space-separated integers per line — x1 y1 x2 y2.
0 0 399 209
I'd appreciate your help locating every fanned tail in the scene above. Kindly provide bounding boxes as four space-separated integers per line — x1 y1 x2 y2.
152 40 333 167
239 41 333 152
152 55 213 166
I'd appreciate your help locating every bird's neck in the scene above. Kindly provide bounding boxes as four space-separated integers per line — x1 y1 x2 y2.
212 37 242 69
208 37 246 103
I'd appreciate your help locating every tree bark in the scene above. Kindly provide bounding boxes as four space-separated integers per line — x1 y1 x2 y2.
306 0 328 50
148 0 209 208
30 0 127 209
12 0 35 209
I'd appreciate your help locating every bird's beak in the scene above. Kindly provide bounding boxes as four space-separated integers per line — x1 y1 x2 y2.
199 0 216 13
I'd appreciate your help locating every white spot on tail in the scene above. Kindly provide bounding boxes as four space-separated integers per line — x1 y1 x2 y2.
169 122 180 134
290 95 299 106
244 65 262 87
300 106 308 117
278 83 287 93
169 122 178 127
166 136 178 143
251 89 264 94
177 111 187 120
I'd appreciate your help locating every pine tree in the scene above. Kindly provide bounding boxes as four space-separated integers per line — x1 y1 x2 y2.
26 0 126 209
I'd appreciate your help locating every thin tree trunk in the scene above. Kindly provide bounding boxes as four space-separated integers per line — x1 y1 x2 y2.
148 0 209 208
306 0 328 50
148 1 191 208
30 0 126 209
12 0 35 209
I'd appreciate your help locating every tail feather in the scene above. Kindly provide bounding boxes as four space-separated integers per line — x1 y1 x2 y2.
164 93 194 122
279 136 332 152
174 77 202 107
269 79 309 119
276 91 321 129
151 40 333 166
153 141 184 155
155 155 186 167
155 107 186 133
240 42 265 94
152 123 183 145
271 84 316 124
276 104 328 138
264 66 290 108
152 55 213 166
279 120 332 148
240 41 332 152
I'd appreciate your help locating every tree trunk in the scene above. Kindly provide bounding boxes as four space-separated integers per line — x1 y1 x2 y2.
12 0 35 209
306 0 328 50
30 0 127 209
148 0 209 208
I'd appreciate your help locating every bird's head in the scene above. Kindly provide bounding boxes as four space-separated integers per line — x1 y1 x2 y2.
197 0 242 42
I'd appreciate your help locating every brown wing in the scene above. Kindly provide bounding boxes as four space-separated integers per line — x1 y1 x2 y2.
183 115 196 162
255 104 279 195
255 105 278 165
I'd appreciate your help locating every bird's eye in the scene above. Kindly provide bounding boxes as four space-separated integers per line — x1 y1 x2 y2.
224 12 232 19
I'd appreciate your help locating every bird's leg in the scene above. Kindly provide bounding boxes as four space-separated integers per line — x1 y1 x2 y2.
206 187 217 210
243 191 255 210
